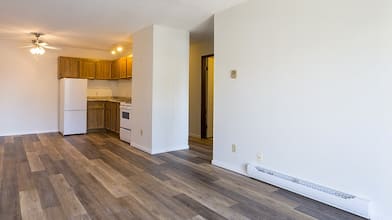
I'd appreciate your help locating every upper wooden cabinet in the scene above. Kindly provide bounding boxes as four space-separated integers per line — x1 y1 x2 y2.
80 59 96 79
95 61 112 80
126 57 132 78
112 57 128 79
58 55 132 80
119 57 127 79
58 57 80 78
111 59 120 79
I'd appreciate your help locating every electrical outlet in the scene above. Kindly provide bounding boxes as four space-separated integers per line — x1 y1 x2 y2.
232 144 237 153
140 129 143 136
257 153 263 162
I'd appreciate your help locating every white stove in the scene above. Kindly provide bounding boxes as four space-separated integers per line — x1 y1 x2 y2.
119 102 132 143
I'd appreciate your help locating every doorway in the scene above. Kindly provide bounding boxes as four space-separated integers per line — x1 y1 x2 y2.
201 55 214 139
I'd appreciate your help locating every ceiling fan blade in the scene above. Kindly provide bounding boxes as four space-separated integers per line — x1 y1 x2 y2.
19 45 34 48
42 45 60 50
38 42 48 46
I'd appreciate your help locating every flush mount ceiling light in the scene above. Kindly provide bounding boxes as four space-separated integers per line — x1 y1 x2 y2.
111 50 116 55
21 32 60 55
116 46 123 52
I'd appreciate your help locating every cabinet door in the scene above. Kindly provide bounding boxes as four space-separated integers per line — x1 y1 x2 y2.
113 102 120 133
119 57 127 79
58 57 80 78
111 59 120 79
126 57 132 78
96 61 112 80
87 101 105 129
80 59 96 79
105 102 112 130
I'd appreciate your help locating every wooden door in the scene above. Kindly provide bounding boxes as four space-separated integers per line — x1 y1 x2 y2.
126 57 132 78
96 61 112 80
80 59 96 79
58 57 80 78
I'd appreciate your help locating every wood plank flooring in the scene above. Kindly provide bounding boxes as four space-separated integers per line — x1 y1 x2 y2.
0 133 365 220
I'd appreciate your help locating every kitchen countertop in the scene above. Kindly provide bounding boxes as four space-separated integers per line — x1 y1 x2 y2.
87 96 131 104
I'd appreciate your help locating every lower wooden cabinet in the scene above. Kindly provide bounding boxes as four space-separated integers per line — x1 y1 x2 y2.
88 101 119 133
87 101 105 130
105 102 120 133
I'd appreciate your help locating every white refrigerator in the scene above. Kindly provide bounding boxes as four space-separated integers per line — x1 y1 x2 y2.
59 78 87 135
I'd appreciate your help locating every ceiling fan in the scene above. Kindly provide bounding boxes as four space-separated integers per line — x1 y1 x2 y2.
22 32 60 55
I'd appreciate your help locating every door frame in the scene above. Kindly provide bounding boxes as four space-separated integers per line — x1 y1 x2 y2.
201 54 214 139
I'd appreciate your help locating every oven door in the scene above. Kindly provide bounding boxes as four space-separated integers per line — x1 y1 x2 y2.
120 107 131 130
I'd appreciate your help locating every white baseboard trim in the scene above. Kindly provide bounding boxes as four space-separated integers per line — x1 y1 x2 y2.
211 160 248 176
0 130 59 137
151 144 189 155
189 133 201 138
130 143 189 155
131 142 152 154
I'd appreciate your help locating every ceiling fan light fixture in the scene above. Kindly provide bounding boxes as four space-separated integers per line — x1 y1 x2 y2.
30 46 45 55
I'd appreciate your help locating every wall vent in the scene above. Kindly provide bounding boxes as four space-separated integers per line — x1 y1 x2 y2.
246 164 370 219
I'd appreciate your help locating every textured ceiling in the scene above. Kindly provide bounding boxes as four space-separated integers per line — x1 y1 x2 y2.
0 0 246 52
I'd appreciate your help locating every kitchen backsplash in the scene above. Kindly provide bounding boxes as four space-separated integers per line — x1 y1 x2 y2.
87 79 132 97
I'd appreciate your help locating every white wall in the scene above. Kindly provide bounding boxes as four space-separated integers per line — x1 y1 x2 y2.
0 39 113 136
132 25 189 154
213 1 392 219
131 26 154 152
152 25 190 154
189 40 214 138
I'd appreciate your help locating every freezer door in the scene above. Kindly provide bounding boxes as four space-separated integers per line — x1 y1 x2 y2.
63 110 87 135
63 79 87 111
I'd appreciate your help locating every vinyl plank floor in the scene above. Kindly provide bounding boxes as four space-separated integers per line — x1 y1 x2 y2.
0 133 366 220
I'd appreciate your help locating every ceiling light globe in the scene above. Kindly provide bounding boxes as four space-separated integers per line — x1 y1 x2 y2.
116 46 123 52
39 47 45 55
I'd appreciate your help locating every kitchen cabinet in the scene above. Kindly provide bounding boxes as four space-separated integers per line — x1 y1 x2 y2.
58 57 80 78
88 101 120 133
126 56 132 78
58 55 130 80
112 57 127 79
95 61 112 80
111 59 120 79
87 101 105 130
119 57 127 79
80 59 96 79
105 102 120 133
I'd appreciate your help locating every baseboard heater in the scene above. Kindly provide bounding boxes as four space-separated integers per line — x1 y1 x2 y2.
246 164 370 219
